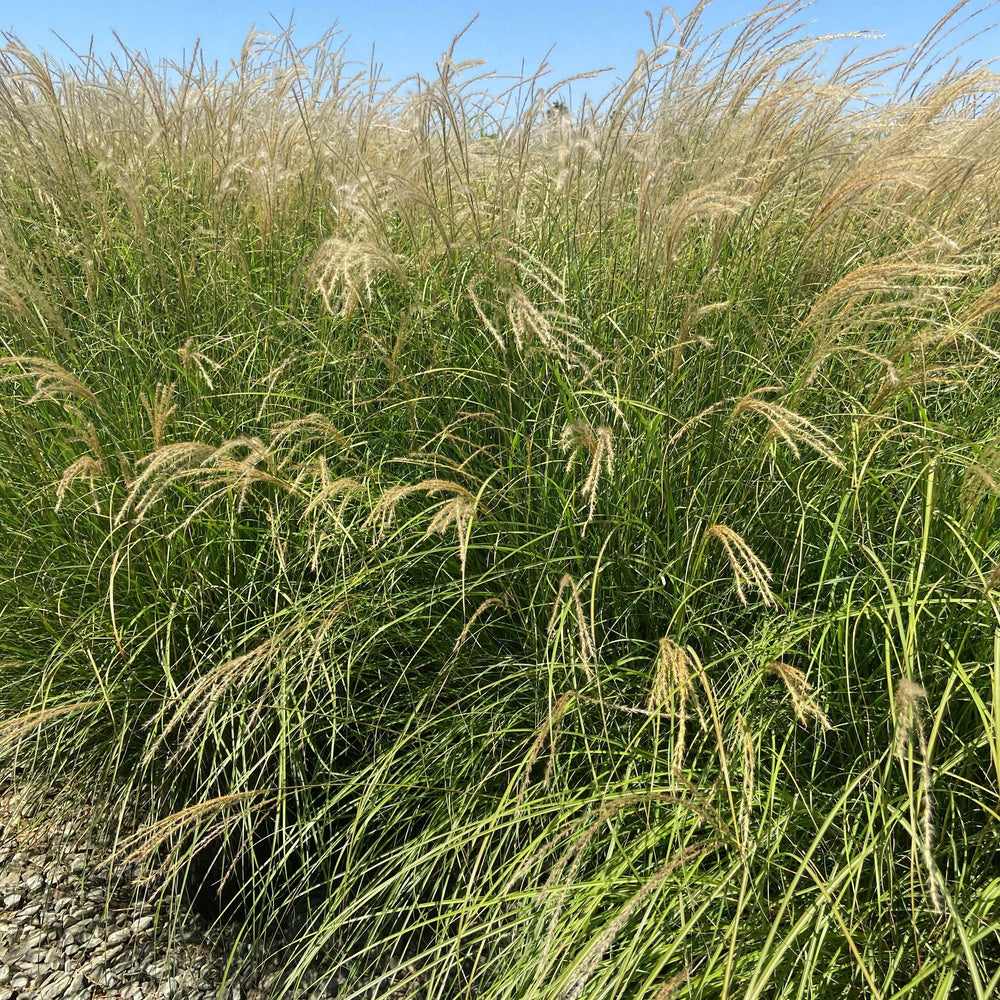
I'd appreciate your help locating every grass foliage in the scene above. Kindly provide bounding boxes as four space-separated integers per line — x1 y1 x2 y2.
2 3 1000 996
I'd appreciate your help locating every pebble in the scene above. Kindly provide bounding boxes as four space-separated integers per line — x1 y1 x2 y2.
0 778 428 1000
37 973 73 1000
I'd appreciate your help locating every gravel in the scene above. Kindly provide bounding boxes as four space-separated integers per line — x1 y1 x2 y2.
0 779 425 1000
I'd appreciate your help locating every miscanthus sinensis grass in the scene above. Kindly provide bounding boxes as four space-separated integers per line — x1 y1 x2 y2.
2 3 1000 997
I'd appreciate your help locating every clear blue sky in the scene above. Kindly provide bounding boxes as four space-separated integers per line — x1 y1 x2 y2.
4 1 998 99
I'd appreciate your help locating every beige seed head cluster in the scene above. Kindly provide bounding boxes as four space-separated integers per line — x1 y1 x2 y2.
731 395 842 467
738 713 756 854
109 791 271 874
960 439 1000 517
454 595 509 653
894 678 927 761
706 523 776 607
269 413 350 460
138 383 177 449
767 660 831 730
522 690 575 796
647 637 701 773
559 421 614 534
893 677 944 914
56 454 105 513
425 493 477 572
0 356 99 411
195 436 279 510
506 285 601 370
115 442 216 525
556 841 716 1000
56 421 107 513
301 475 366 521
309 235 403 319
368 477 475 530
176 339 222 389
547 573 597 679
368 478 479 570
0 702 100 751
114 436 287 528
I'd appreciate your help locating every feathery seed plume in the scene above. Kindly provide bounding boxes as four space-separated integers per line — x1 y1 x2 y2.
767 660 831 730
559 421 614 534
706 523 776 606
648 637 700 773
893 677 944 913
547 574 598 679
138 383 177 449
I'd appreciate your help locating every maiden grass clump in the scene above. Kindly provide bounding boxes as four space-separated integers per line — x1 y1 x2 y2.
2 2 1000 996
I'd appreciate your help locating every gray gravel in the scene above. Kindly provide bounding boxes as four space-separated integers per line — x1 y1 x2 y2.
0 779 424 1000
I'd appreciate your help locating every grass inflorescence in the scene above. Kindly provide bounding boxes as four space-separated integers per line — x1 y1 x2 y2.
2 3 1000 996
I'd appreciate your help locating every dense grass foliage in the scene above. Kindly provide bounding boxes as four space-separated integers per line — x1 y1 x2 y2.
2 3 1000 996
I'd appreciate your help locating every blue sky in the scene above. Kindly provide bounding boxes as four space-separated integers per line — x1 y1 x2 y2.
4 1 998 99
